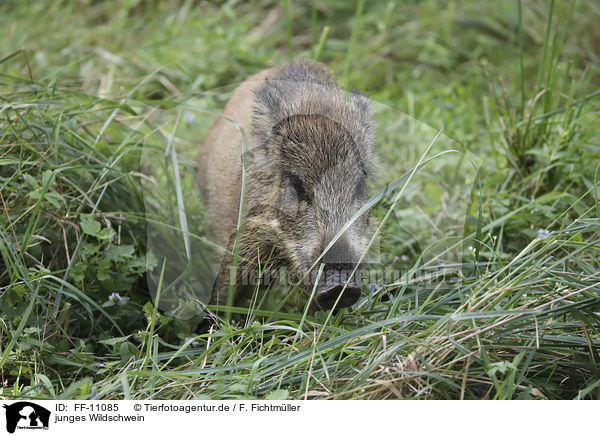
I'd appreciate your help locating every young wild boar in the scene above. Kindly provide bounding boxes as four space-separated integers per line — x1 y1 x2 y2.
199 59 374 310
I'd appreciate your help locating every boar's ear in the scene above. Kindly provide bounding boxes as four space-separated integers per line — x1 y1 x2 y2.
351 88 373 127
351 88 375 163
253 81 283 119
250 81 288 169
251 80 290 142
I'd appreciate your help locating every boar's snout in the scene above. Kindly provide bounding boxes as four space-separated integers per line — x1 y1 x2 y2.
315 237 362 310
316 280 361 310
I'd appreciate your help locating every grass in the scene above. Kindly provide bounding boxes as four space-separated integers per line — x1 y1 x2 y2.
1 0 599 400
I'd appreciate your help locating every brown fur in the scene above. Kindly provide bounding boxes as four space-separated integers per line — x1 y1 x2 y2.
199 59 374 308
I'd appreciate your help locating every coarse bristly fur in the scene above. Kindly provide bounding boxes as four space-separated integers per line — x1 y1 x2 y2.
199 59 375 308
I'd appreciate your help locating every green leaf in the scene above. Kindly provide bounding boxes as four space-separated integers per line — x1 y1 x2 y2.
28 190 42 201
105 245 134 261
228 383 247 393
23 173 38 188
41 169 54 187
70 262 87 282
80 215 101 237
142 301 154 318
98 335 132 346
37 374 57 399
97 227 115 241
265 389 289 400
145 250 158 271
487 361 517 377
96 257 112 281
119 341 138 364
44 191 63 209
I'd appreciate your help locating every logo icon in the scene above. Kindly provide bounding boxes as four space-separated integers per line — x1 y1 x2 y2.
2 402 50 434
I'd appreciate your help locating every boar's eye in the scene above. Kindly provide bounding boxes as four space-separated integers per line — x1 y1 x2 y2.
283 170 310 203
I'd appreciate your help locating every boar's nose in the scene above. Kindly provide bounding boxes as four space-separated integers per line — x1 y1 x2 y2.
315 280 361 310
315 237 362 309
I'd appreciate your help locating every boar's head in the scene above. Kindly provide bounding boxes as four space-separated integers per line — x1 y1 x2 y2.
245 78 375 310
